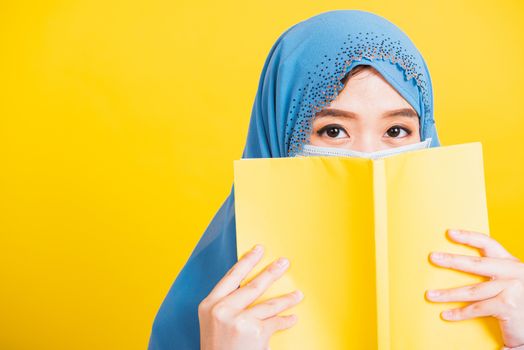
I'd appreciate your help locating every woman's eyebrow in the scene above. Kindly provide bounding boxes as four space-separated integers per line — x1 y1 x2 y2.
314 108 357 119
314 107 418 119
383 108 418 118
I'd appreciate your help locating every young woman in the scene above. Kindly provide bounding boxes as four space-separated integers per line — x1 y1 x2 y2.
149 10 524 350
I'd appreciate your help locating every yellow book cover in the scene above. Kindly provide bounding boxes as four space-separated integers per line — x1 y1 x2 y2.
233 142 501 349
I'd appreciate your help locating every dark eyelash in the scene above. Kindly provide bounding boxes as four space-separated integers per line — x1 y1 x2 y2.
388 125 413 135
316 124 347 136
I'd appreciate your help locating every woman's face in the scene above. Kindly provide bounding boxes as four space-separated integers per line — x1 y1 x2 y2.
309 67 421 152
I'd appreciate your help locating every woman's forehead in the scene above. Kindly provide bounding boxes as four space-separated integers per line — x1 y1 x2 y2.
329 67 418 112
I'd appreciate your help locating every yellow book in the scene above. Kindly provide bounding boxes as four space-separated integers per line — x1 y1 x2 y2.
233 142 501 349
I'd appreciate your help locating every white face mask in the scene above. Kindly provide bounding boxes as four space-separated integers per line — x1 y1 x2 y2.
295 138 432 160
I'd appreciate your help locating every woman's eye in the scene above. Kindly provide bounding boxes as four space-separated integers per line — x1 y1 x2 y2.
317 125 349 139
385 126 410 138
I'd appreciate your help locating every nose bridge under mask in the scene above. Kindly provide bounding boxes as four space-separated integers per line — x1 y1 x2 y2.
296 138 432 160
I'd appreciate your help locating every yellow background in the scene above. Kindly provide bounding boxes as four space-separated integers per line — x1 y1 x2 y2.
1 1 523 349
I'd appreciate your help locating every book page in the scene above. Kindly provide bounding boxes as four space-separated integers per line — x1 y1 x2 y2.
234 156 378 349
383 142 501 349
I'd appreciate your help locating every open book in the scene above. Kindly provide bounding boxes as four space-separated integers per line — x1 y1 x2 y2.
233 142 501 349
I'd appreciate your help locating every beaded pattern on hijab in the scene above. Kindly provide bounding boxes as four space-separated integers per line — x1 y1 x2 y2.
286 32 433 157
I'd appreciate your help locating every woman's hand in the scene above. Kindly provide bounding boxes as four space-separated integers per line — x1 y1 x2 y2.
426 229 524 348
198 244 303 350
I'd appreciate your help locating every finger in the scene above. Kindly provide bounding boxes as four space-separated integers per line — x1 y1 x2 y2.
246 290 304 319
263 314 298 334
447 229 518 260
429 252 520 279
426 279 513 303
225 257 290 309
440 297 501 321
206 244 264 303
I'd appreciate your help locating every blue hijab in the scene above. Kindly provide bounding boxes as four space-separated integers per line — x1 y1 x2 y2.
148 9 440 349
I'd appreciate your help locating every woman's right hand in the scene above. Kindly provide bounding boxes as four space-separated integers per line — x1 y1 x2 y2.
198 244 303 350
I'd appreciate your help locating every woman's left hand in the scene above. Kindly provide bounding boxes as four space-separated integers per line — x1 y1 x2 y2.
426 229 524 349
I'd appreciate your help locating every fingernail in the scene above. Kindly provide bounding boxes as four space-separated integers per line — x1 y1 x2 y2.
431 252 444 261
427 290 439 298
252 244 263 253
294 290 304 300
442 310 453 320
447 229 460 237
276 257 289 268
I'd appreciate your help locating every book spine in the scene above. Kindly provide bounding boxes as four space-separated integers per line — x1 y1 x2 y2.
373 159 390 350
